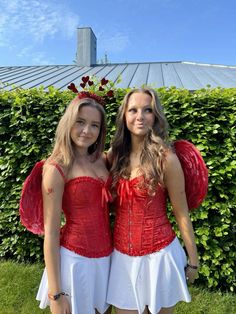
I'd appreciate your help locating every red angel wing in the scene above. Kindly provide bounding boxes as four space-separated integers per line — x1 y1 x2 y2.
19 160 45 235
174 140 208 210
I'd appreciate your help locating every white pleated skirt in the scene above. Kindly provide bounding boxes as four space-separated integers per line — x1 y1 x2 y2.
107 237 191 314
36 246 111 314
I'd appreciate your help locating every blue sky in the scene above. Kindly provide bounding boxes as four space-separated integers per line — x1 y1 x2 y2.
0 0 235 66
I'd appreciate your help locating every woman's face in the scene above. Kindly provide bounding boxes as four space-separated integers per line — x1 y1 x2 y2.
70 105 101 151
125 92 155 138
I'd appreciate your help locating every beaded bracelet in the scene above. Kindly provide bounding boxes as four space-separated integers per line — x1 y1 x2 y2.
48 291 69 301
187 263 199 270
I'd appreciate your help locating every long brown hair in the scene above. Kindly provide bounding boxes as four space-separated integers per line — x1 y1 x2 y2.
111 87 169 193
47 96 106 171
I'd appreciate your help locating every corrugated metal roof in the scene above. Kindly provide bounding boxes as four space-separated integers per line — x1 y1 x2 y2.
1 61 236 91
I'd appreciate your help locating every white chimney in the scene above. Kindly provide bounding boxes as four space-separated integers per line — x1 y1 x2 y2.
77 27 97 66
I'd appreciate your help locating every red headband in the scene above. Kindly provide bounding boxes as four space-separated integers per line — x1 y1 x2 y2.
77 91 105 106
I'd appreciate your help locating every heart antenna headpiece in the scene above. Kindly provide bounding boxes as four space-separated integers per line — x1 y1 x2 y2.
68 76 115 107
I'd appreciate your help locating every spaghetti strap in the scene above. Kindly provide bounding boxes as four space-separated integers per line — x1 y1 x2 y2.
48 161 67 182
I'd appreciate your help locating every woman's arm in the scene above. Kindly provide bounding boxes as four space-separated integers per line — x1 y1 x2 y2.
164 151 199 282
42 164 70 313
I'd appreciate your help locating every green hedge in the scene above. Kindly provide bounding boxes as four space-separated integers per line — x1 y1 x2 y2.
0 86 235 292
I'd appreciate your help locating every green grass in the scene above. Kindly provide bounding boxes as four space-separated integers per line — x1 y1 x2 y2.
0 261 235 314
0 261 50 314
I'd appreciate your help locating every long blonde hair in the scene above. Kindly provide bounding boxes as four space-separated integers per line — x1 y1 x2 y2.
111 87 169 193
47 96 106 170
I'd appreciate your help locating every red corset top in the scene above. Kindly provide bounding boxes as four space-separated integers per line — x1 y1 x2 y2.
114 176 176 256
60 175 113 258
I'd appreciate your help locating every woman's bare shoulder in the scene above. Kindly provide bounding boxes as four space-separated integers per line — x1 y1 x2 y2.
165 149 179 164
43 160 66 184
164 149 183 175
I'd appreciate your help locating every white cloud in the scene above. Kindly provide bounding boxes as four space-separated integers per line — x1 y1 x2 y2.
0 0 79 42
98 31 130 54
16 46 34 58
0 0 79 63
16 45 55 65
31 52 55 65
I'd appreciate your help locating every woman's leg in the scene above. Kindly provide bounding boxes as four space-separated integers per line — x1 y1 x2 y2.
105 305 112 314
115 306 149 314
158 306 175 314
95 305 112 314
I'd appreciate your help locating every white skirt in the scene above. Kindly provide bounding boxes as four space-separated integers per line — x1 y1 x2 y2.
36 246 111 314
107 237 191 314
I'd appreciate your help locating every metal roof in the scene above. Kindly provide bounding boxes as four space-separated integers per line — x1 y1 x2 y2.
1 61 236 91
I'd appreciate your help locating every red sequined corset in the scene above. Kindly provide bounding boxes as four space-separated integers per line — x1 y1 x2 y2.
60 176 113 258
114 176 176 256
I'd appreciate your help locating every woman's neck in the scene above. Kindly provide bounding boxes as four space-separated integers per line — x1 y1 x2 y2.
74 148 90 160
130 136 144 156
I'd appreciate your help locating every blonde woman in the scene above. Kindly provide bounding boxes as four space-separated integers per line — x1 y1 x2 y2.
36 94 113 314
107 88 199 314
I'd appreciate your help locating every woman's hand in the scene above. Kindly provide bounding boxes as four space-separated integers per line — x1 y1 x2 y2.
185 264 199 284
50 295 71 314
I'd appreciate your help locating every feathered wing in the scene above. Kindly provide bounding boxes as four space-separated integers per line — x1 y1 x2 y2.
19 160 45 235
174 140 208 210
